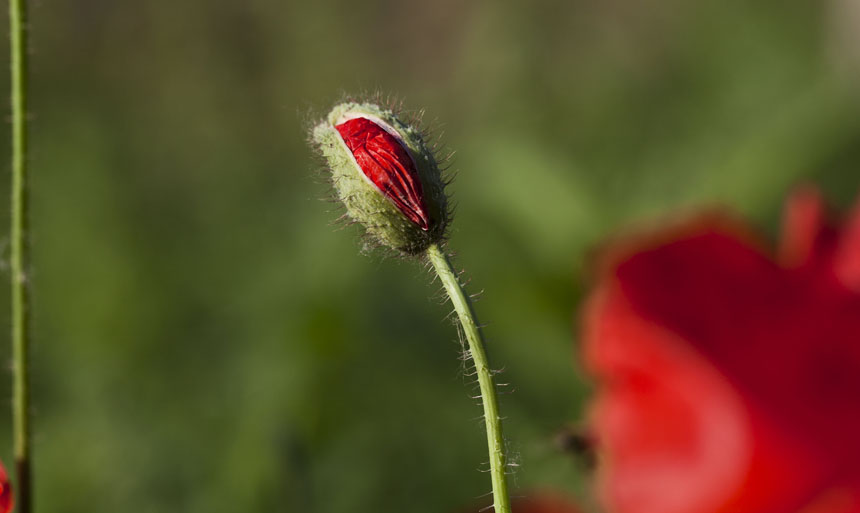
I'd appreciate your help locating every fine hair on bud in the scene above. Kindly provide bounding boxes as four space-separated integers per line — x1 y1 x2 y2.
311 99 450 256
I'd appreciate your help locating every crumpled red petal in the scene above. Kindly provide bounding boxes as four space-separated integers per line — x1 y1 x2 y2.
336 117 430 230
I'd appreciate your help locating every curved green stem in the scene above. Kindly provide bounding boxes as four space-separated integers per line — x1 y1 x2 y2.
9 0 32 509
427 243 511 513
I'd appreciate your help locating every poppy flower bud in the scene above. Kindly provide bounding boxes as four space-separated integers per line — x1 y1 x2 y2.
312 101 449 255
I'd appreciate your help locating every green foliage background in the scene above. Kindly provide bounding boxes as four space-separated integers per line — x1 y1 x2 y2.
0 0 857 511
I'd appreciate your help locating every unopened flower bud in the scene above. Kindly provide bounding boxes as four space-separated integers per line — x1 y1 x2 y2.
312 102 449 255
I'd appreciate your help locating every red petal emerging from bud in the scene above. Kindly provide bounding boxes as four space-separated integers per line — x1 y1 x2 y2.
336 117 430 231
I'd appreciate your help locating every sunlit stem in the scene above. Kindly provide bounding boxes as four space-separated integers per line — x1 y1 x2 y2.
427 243 511 513
9 0 32 509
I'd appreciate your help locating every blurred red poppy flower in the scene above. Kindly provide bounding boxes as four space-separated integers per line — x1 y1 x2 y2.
583 188 860 513
0 459 12 513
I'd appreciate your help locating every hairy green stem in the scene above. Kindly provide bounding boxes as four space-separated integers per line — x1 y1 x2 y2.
427 243 511 513
9 0 32 509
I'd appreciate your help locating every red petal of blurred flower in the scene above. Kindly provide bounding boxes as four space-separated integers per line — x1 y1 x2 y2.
835 200 860 292
0 459 13 513
779 187 833 268
583 189 860 513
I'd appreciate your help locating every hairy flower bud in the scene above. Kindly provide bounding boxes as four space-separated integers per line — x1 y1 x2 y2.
312 101 448 255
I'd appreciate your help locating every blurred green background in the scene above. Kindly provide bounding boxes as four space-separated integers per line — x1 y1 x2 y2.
0 0 855 511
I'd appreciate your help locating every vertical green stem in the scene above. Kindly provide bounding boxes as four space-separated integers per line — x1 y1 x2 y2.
427 243 511 513
9 0 32 509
